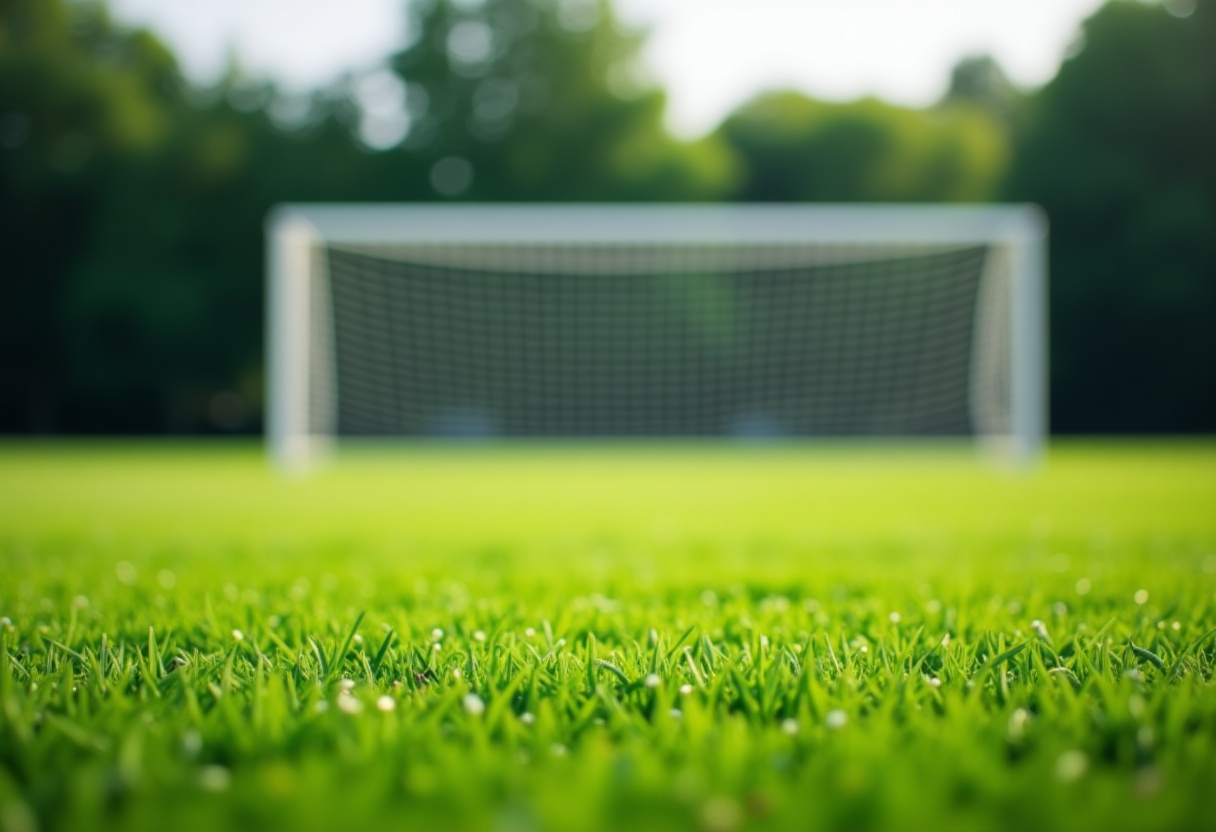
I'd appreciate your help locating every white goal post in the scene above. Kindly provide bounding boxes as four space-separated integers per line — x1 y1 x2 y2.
267 204 1046 471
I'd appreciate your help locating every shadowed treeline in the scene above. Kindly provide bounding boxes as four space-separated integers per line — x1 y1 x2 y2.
1 0 1212 435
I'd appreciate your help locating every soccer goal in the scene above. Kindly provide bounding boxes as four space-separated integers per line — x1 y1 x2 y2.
266 204 1046 471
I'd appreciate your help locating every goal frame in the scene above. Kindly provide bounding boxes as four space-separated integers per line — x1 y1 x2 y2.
266 203 1047 472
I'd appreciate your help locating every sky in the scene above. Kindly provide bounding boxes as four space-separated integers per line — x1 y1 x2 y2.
107 0 1114 138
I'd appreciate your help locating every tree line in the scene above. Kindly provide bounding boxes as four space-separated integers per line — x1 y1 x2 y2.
1 0 1212 434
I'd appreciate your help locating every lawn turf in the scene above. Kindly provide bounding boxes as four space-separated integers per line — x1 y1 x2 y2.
1 440 1215 832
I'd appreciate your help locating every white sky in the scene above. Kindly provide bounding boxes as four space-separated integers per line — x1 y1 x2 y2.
108 0 1114 137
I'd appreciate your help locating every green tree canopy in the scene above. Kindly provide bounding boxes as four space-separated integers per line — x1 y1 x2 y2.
942 54 1020 125
385 0 735 200
1005 0 1216 432
0 0 181 431
715 90 1009 203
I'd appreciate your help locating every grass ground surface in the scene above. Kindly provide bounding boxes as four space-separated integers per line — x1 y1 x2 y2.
1 440 1215 832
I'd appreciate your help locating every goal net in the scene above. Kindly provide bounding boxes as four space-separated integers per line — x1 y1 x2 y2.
267 205 1046 469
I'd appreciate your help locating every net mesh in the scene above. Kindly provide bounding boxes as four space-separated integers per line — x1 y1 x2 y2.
307 242 1007 438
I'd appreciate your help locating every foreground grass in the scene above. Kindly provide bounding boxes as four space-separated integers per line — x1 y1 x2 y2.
1 441 1214 832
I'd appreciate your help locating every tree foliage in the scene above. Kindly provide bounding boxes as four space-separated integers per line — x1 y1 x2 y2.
942 54 1020 124
1005 0 1216 432
383 0 735 200
716 91 1009 203
0 0 179 431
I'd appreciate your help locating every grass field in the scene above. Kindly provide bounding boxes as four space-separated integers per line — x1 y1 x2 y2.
1 441 1215 832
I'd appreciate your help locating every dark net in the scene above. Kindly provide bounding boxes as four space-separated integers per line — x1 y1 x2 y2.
316 243 996 438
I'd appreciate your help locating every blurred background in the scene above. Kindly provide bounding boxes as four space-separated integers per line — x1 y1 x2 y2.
1 0 1212 438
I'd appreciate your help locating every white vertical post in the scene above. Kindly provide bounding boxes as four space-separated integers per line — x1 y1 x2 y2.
1008 207 1049 467
267 210 319 474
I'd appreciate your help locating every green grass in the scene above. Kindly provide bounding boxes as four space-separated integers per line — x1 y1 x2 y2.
1 440 1215 832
